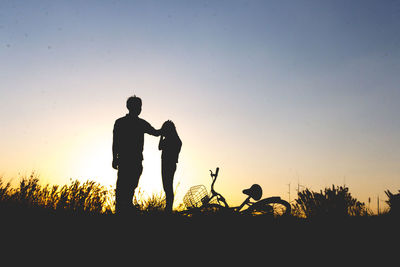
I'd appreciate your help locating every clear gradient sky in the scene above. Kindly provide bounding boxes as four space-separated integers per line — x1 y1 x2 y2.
1 0 400 211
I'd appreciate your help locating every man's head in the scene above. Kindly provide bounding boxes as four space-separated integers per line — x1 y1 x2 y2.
126 95 142 116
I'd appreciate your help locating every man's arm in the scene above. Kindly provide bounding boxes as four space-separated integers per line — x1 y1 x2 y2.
143 120 161 137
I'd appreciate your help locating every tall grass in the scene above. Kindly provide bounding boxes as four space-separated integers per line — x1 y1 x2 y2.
133 189 166 213
0 173 170 215
0 173 114 214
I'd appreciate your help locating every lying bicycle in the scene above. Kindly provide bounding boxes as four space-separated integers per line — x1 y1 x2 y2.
182 167 291 216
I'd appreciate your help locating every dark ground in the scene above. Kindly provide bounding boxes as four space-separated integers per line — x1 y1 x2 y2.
0 209 400 263
1 209 398 265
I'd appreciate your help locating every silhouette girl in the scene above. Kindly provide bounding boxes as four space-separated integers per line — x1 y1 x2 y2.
158 120 182 213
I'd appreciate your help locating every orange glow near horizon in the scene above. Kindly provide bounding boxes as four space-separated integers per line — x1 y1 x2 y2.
1 104 398 213
1 92 398 213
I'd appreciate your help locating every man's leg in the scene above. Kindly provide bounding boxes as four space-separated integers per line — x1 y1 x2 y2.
116 162 143 214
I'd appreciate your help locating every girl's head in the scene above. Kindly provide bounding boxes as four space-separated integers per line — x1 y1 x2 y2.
162 120 177 137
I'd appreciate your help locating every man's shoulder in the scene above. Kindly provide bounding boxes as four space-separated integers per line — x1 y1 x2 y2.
114 116 150 127
114 115 128 125
137 117 150 125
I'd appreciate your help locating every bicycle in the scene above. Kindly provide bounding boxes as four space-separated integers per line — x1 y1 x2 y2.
182 167 291 216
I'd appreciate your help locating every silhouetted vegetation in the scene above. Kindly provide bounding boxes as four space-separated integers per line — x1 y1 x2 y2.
385 189 400 216
133 189 166 213
0 173 171 215
0 173 114 214
293 185 367 218
2 173 399 224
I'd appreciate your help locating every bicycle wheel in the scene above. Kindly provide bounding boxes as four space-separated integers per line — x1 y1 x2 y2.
244 197 291 216
180 203 227 217
179 207 201 217
199 203 229 215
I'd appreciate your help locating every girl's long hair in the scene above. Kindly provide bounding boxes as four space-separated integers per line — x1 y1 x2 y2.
162 120 180 140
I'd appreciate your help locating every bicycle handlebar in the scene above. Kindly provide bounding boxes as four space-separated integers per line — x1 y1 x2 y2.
209 167 229 208
210 167 219 178
210 167 219 193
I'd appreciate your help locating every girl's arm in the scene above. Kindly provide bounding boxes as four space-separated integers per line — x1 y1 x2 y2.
158 136 164 150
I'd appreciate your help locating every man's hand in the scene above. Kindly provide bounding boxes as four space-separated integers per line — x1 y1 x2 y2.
112 158 119 170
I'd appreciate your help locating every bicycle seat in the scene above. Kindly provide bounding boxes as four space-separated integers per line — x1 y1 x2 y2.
242 184 262 200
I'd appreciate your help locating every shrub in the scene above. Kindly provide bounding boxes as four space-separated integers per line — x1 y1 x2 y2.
294 185 366 219
385 190 400 216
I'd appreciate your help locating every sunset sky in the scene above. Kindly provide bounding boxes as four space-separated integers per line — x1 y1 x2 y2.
1 0 400 211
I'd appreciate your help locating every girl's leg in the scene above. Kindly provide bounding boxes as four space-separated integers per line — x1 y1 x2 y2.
162 162 176 213
164 180 174 213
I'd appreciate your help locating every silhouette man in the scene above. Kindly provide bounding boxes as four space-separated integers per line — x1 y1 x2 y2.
112 96 161 214
158 120 182 213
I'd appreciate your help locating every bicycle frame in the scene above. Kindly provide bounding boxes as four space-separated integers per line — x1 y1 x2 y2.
208 168 253 212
